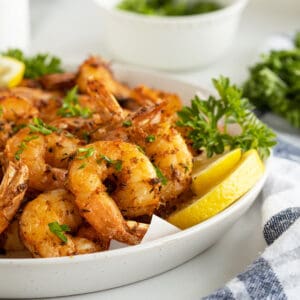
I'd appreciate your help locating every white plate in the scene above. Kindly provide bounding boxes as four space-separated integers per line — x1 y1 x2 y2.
0 65 269 299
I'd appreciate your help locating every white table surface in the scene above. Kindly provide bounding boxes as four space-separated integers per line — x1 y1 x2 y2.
28 0 300 299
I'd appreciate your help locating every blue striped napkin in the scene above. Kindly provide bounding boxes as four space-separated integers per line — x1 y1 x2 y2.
204 139 300 299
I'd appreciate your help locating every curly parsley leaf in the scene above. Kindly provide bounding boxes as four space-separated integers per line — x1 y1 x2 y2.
48 221 70 243
177 76 276 159
57 86 92 118
2 49 63 79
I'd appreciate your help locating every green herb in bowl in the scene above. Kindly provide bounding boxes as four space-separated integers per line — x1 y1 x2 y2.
243 32 300 128
117 0 222 16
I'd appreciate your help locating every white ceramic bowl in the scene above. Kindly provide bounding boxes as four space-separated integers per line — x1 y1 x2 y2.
0 65 268 298
93 0 248 70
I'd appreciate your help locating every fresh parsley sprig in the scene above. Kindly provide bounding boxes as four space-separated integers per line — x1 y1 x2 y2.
177 76 276 159
57 86 92 119
48 221 70 243
2 49 63 79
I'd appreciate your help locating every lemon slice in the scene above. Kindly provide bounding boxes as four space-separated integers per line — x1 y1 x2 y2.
167 150 264 229
191 148 242 197
0 56 25 88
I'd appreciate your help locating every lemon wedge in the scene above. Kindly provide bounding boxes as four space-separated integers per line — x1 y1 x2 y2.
167 149 265 229
191 148 242 197
0 56 25 88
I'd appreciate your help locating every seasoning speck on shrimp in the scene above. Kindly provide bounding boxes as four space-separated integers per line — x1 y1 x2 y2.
68 141 160 244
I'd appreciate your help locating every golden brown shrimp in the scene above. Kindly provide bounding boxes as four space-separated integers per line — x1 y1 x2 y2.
44 131 81 169
0 217 29 255
19 189 104 258
39 72 76 91
4 128 80 191
0 87 63 123
132 124 192 206
86 80 125 122
76 56 131 99
0 95 38 149
0 162 28 234
51 81 125 141
68 141 160 244
131 85 182 114
100 105 193 206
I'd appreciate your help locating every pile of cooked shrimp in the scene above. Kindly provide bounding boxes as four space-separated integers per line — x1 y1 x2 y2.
0 56 193 258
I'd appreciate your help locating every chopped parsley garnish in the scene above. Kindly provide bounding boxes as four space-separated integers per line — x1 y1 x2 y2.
177 76 276 159
48 221 70 243
146 135 156 143
14 135 39 161
77 147 95 160
122 120 132 127
2 49 63 79
97 155 123 171
28 117 57 135
153 164 168 186
57 86 92 118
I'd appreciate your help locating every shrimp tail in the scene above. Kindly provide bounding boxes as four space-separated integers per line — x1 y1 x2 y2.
77 192 141 245
0 162 29 234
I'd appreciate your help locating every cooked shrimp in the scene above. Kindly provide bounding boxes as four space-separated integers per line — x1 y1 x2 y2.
0 162 28 234
44 131 81 169
4 128 79 191
86 80 125 122
0 95 38 149
68 141 160 244
76 56 131 99
19 189 104 258
133 124 192 206
39 72 76 91
0 217 27 253
101 105 193 206
131 85 182 114
51 81 125 141
0 87 63 123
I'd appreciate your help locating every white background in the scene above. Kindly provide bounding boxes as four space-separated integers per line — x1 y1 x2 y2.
28 0 300 299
